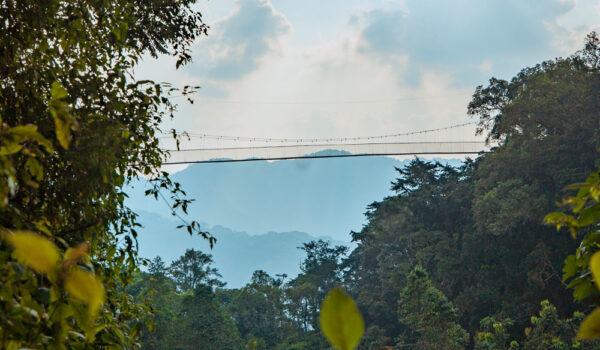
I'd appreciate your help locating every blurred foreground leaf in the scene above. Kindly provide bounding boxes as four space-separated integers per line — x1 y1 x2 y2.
320 287 364 350
578 308 600 339
5 231 60 274
65 268 105 316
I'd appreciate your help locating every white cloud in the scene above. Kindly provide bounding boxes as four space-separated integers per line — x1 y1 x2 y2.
356 0 581 85
166 34 476 147
546 0 600 53
189 0 291 80
132 0 600 163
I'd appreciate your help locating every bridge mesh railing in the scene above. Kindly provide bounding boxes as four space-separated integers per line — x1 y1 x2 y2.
163 141 489 164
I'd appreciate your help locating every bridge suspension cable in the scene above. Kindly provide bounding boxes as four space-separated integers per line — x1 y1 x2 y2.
159 121 477 144
159 121 488 164
162 142 488 164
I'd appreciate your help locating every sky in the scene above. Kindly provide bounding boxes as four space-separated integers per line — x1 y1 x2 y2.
135 0 600 158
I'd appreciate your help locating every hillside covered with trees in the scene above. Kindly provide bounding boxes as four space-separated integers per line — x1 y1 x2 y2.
3 0 600 349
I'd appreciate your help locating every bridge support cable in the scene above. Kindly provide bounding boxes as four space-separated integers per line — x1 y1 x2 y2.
159 122 478 144
162 141 489 164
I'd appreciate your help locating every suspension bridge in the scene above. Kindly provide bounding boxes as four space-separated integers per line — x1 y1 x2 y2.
160 121 490 164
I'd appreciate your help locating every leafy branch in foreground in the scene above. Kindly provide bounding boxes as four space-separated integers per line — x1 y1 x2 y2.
4 231 104 317
0 0 211 347
545 168 600 338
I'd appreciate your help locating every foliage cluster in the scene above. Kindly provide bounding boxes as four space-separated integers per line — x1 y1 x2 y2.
0 0 210 348
344 32 600 349
130 244 351 349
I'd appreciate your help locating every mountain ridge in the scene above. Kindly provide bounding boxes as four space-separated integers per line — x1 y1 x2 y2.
127 153 464 287
127 152 463 240
135 210 349 288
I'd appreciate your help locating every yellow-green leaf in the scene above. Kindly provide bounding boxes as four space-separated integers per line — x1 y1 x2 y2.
53 115 71 150
578 308 600 339
64 268 105 316
0 142 23 156
320 288 364 350
5 341 22 350
50 82 67 99
25 158 44 181
4 231 60 274
8 124 53 152
49 82 77 150
590 252 600 291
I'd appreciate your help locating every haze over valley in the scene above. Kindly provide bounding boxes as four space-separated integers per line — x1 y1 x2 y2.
127 152 462 286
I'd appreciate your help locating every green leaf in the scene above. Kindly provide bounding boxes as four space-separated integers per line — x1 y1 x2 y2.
50 82 67 99
8 124 53 152
590 252 600 291
320 288 364 350
562 255 577 281
572 280 595 301
577 308 600 339
543 212 568 225
5 341 21 350
49 82 77 149
591 185 600 202
25 158 44 181
53 114 72 150
578 204 600 227
0 142 23 156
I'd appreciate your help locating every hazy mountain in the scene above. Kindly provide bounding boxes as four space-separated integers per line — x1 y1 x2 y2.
128 152 464 287
135 210 349 288
126 150 464 242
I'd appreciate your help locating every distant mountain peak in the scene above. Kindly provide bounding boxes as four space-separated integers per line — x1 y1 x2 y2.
302 149 352 157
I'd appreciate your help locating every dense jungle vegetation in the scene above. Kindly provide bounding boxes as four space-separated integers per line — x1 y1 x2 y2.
0 0 211 348
2 0 600 349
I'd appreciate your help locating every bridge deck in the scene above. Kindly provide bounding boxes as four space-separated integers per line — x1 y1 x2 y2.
163 141 488 164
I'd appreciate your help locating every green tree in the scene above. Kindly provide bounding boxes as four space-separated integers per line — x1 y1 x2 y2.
0 0 210 347
170 249 225 292
460 32 600 329
398 267 469 350
521 301 600 350
128 252 241 349
348 32 600 342
128 258 180 350
225 270 292 348
474 317 517 350
177 285 242 350
288 240 348 333
346 159 475 345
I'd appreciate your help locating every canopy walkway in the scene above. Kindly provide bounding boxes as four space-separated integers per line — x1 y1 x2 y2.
160 122 489 164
